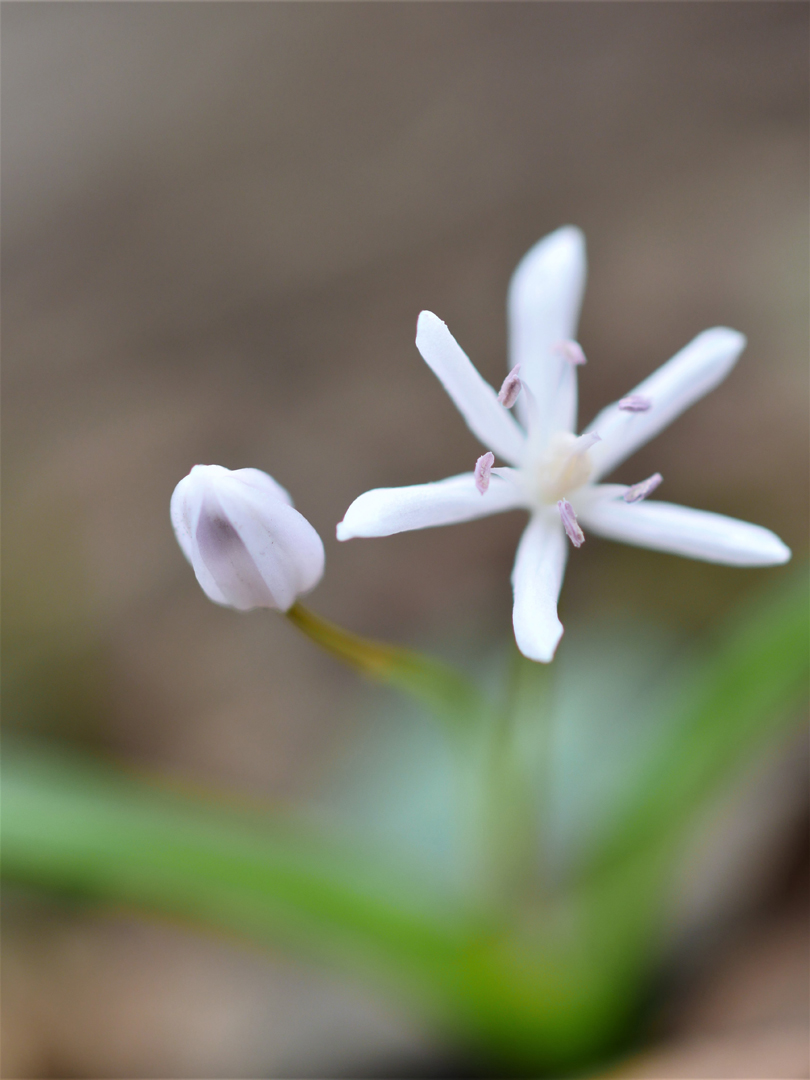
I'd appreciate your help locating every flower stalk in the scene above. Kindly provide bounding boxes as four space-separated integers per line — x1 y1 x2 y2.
285 602 484 732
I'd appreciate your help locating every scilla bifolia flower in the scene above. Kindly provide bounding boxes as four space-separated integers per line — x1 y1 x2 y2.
337 227 791 662
171 465 324 611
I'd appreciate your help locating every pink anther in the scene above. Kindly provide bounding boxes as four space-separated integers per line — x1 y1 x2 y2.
623 473 663 503
474 452 495 495
557 498 585 547
498 365 523 409
553 340 587 366
618 395 652 412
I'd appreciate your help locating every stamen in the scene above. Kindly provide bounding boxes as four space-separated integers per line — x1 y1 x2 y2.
623 472 663 503
498 365 522 408
519 381 542 438
618 394 652 412
474 451 495 494
553 340 587 366
557 498 585 547
572 431 601 455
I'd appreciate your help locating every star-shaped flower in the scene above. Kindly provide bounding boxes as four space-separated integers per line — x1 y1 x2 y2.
337 227 790 661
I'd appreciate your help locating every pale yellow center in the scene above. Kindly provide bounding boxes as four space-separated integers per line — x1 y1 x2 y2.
529 431 594 505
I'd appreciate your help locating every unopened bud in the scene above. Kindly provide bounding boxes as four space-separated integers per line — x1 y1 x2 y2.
498 365 523 409
557 498 585 547
553 340 587 366
171 465 325 611
474 451 495 494
623 473 663 504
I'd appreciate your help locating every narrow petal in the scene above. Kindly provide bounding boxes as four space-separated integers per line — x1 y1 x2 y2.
511 511 568 662
170 474 228 604
337 471 527 540
213 473 325 607
415 312 526 466
194 486 279 610
507 226 587 439
574 487 791 566
585 327 746 481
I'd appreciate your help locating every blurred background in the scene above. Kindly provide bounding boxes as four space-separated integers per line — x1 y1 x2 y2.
2 3 808 1077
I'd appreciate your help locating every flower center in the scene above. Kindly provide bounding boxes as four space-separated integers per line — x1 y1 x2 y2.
530 431 598 505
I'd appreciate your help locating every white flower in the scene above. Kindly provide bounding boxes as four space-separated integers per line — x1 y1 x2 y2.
171 465 324 611
337 227 791 662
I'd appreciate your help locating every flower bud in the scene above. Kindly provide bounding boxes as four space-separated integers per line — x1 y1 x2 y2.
170 465 325 612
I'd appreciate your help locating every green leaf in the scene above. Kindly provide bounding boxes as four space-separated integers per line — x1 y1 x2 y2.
584 568 809 876
1 742 475 982
0 740 654 1073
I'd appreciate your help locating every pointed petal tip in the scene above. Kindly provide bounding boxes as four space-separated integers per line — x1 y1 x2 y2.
513 225 586 279
415 309 444 341
535 224 585 254
514 619 564 663
769 538 792 565
335 520 351 542
551 223 586 250
696 325 747 357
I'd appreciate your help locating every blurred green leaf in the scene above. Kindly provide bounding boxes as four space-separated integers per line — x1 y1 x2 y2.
0 740 656 1073
1 742 475 979
582 567 809 877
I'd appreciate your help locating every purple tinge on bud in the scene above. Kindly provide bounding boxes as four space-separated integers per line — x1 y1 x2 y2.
474 451 495 494
170 464 325 611
618 394 652 412
557 498 585 547
623 472 663 504
552 340 587 366
497 365 523 409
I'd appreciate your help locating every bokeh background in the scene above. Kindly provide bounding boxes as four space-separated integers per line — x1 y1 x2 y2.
2 3 808 1077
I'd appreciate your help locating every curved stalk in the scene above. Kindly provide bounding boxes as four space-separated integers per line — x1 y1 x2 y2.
285 603 485 731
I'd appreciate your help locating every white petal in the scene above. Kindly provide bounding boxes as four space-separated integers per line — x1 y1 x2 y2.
415 311 526 466
585 328 746 481
171 473 228 604
172 464 295 576
193 485 280 609
337 471 527 540
574 487 792 566
170 472 198 565
507 226 587 439
212 472 325 608
511 511 568 662
231 467 293 506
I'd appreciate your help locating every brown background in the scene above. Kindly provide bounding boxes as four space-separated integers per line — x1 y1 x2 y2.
3 3 808 1077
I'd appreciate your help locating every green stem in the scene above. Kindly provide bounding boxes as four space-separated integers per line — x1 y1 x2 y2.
285 602 485 732
481 651 556 903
